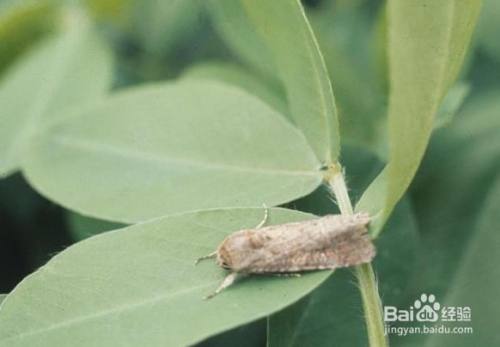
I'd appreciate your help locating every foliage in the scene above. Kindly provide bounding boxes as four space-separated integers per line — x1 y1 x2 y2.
0 0 494 346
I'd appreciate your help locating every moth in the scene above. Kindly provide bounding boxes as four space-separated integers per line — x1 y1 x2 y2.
196 210 375 299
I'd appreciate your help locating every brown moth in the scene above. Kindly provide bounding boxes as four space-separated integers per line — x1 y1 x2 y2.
196 210 375 299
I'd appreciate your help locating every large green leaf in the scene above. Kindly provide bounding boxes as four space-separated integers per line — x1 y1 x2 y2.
66 212 124 241
196 320 266 347
206 0 276 79
406 90 500 301
0 295 5 304
269 199 419 347
422 176 500 347
389 90 500 346
357 0 482 234
0 208 330 347
182 62 287 116
23 80 322 223
395 175 500 347
241 0 340 164
308 1 387 152
0 9 113 178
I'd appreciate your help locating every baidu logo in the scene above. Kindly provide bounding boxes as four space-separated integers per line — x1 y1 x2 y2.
384 293 445 322
383 293 473 336
414 293 440 322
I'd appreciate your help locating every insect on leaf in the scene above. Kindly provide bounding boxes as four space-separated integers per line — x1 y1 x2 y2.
269 199 419 347
0 208 331 347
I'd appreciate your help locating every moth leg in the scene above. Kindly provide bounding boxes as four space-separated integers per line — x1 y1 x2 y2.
195 251 217 265
204 272 240 300
255 204 269 229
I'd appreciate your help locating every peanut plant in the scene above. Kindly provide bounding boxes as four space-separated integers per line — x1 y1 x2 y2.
1 0 497 346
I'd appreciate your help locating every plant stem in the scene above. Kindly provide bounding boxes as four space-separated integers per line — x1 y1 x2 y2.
327 163 388 347
355 263 387 347
327 165 353 215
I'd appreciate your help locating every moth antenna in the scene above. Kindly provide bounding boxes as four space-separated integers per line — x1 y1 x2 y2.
204 272 240 300
325 191 340 211
323 181 339 204
195 251 217 265
255 203 269 229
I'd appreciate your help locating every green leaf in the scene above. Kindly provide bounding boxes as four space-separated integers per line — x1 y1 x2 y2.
309 1 387 151
0 208 330 347
0 295 6 304
66 212 124 241
269 199 418 347
133 0 202 55
182 62 287 116
0 9 113 178
0 0 57 74
357 0 482 234
389 90 500 346
241 0 340 164
86 0 202 56
446 89 500 143
421 177 500 347
23 80 322 223
477 0 500 62
408 90 500 300
433 82 470 129
206 0 276 78
283 145 384 216
196 320 266 347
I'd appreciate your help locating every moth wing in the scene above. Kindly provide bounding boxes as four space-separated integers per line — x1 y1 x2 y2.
244 222 375 273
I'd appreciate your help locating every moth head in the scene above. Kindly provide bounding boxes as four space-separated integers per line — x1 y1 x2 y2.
216 232 255 270
216 245 233 269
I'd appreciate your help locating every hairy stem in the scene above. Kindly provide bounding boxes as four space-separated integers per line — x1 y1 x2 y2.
327 163 388 347
355 263 387 347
